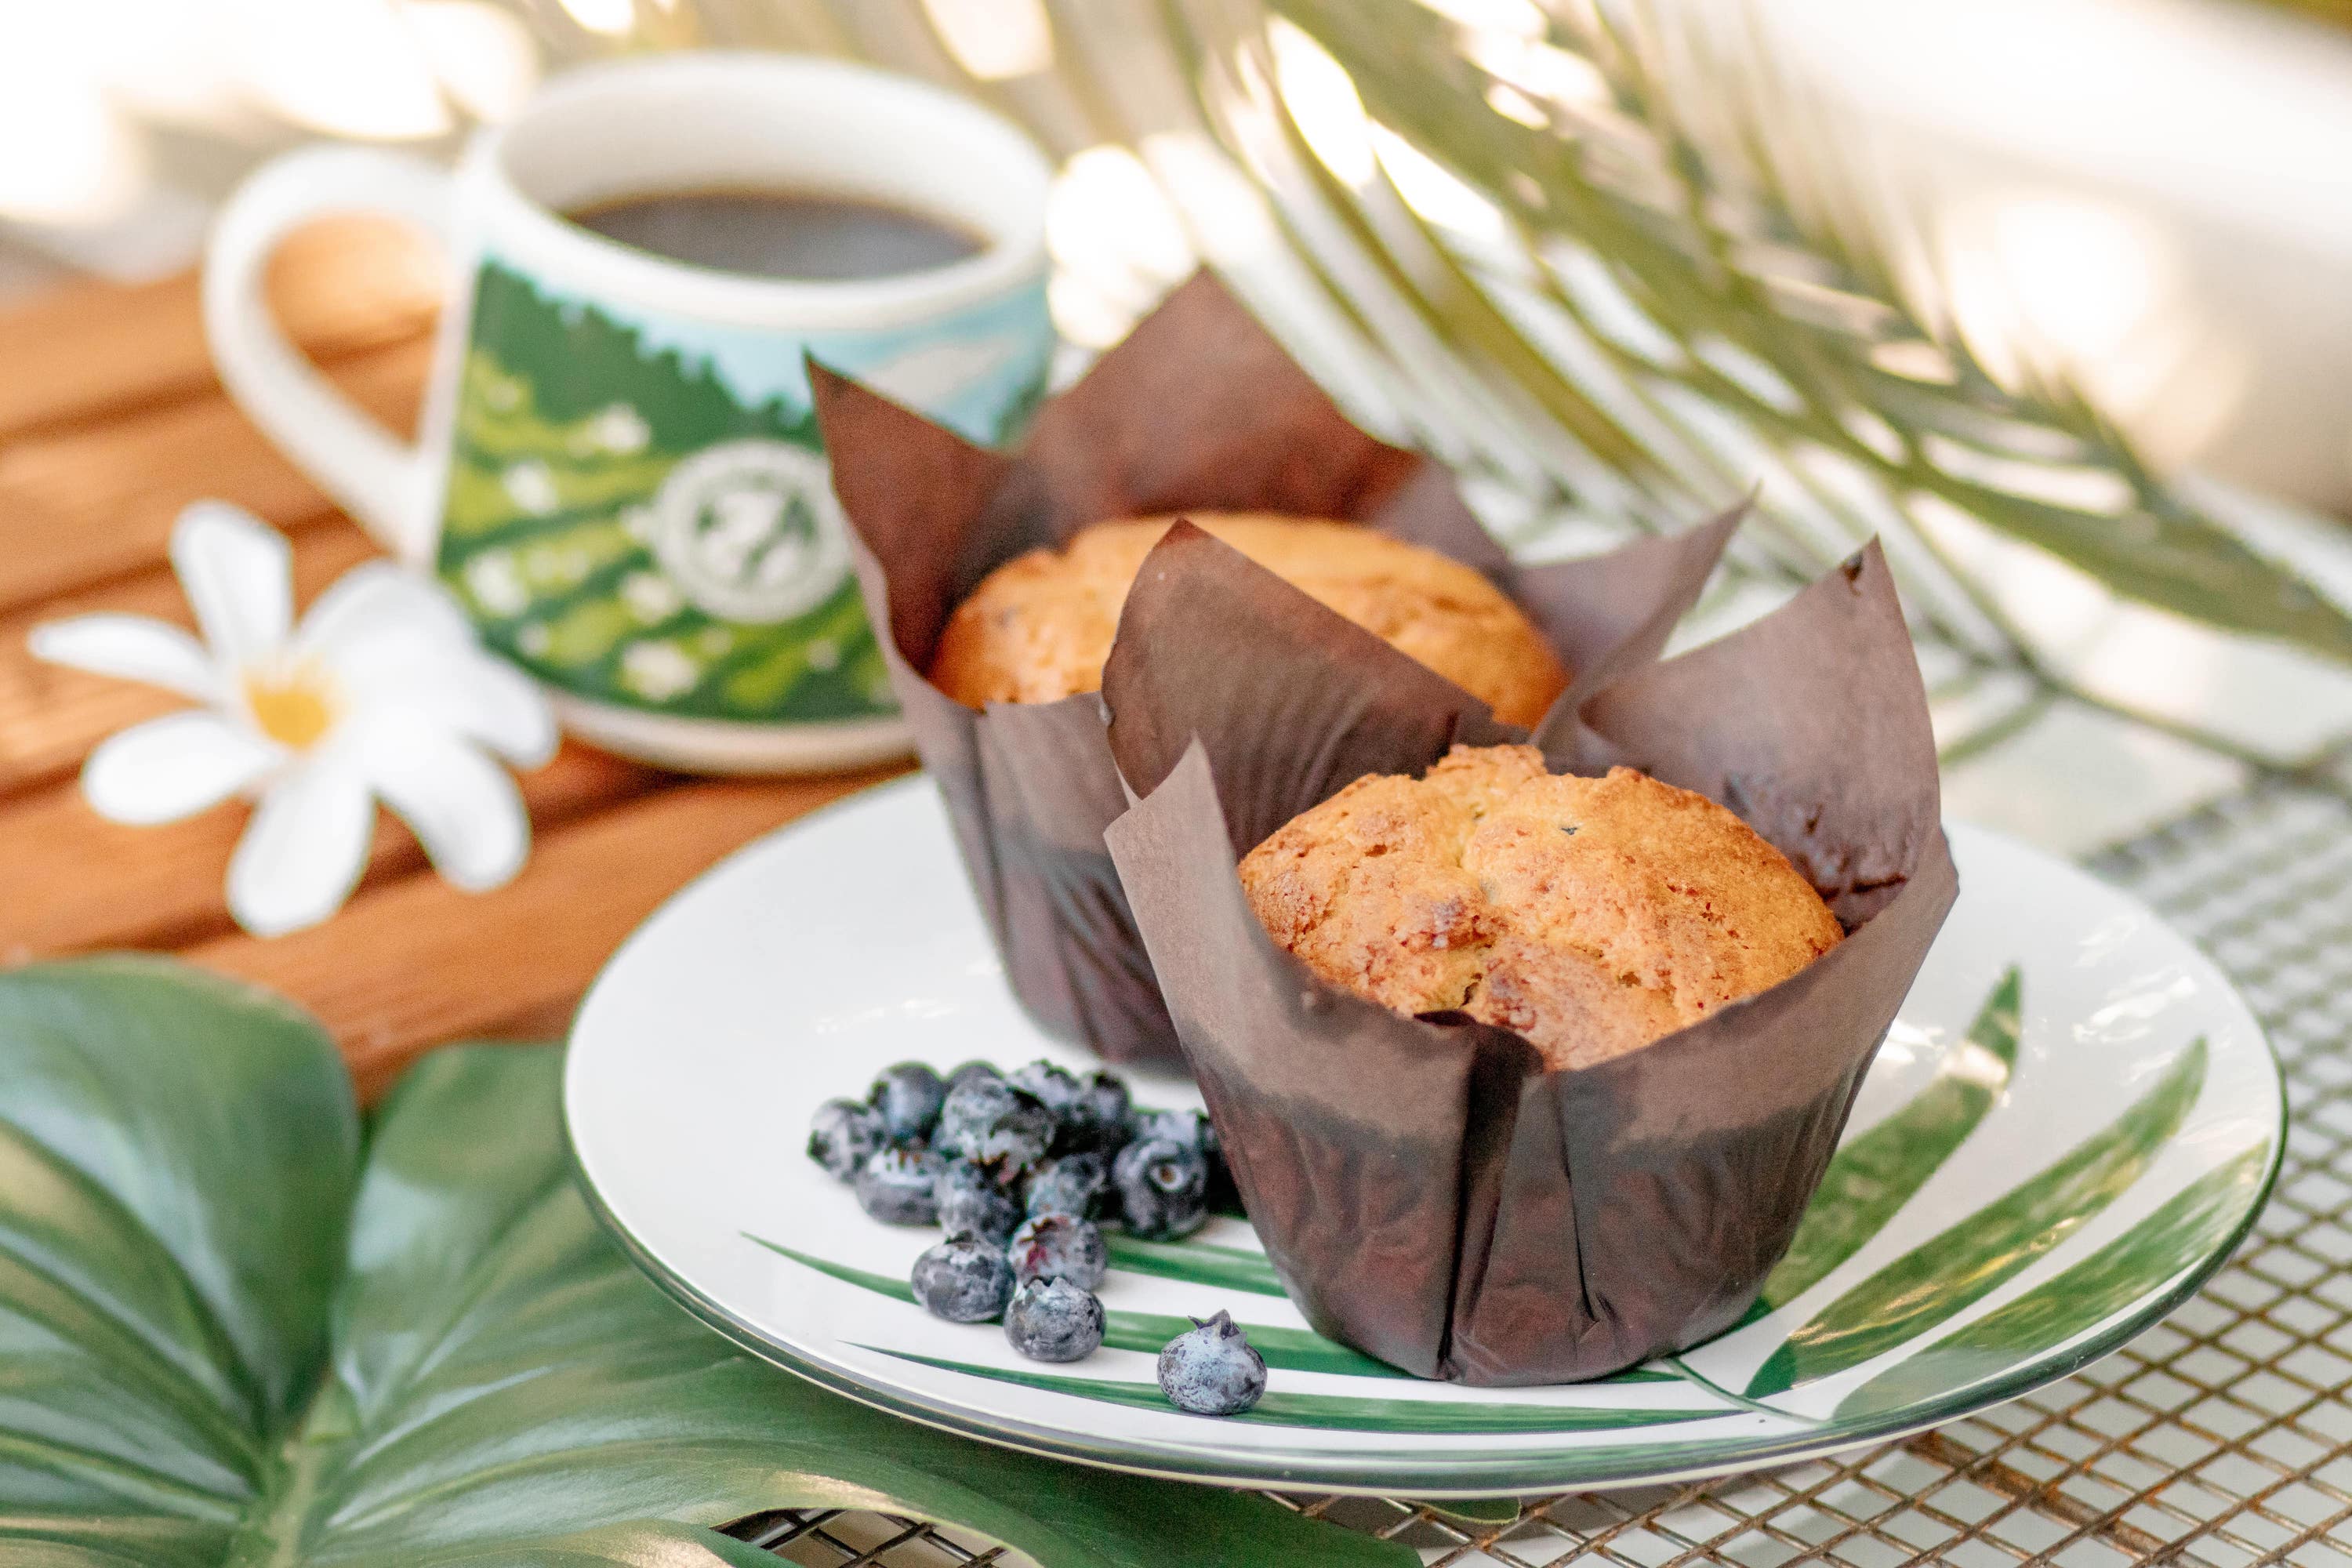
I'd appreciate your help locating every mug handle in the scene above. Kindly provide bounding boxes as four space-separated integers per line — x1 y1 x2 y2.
203 145 456 561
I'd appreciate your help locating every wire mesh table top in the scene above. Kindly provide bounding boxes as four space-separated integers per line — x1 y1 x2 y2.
721 768 2352 1567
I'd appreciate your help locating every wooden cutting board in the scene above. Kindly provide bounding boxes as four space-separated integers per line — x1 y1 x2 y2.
0 219 900 1101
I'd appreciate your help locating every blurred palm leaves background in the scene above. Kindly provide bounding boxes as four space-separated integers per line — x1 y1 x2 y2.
9 0 2352 838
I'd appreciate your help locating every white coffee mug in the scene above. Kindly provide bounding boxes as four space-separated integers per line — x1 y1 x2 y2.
206 53 1054 773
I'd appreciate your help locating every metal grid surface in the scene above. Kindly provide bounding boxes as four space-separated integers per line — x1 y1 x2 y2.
727 775 2352 1566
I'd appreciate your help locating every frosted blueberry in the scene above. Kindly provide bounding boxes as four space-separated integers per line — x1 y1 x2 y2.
854 1147 943 1225
1112 1137 1208 1240
1157 1311 1266 1416
1025 1151 1109 1220
1004 1277 1106 1363
867 1061 947 1145
936 1157 1022 1246
936 1077 1054 1175
911 1234 1016 1323
1005 1059 1082 1141
945 1059 1002 1096
1062 1070 1132 1152
1007 1213 1107 1291
808 1098 887 1181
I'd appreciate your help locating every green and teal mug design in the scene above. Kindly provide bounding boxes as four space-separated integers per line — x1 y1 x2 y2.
205 53 1054 773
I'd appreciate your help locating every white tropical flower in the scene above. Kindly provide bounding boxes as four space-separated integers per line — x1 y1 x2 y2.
29 502 557 937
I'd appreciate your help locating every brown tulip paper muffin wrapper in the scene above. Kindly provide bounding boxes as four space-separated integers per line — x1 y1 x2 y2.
1100 524 1958 1384
810 272 1743 1065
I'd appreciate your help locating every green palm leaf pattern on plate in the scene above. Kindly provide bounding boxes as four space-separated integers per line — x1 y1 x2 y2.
747 1235 1399 1378
1103 1233 1289 1297
1761 968 2022 1312
1747 1036 2208 1398
869 1350 1724 1436
1835 1140 2271 1421
750 1235 1686 1388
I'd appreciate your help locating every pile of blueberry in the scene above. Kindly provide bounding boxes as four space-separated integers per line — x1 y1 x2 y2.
808 1058 1265 1416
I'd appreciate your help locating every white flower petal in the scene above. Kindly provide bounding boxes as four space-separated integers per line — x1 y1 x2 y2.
226 757 374 937
335 648 557 768
292 561 476 664
27 615 223 701
172 502 293 666
356 720 528 892
82 713 278 825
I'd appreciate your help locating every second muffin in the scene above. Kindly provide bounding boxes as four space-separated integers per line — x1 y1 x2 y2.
931 514 1570 727
1240 744 1843 1069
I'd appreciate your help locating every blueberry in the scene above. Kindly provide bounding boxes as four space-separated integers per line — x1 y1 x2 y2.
1157 1310 1266 1416
936 1077 1054 1175
1005 1059 1081 1137
854 1147 942 1225
1060 1071 1133 1153
911 1234 1016 1323
946 1060 1003 1096
1004 1277 1106 1363
1131 1107 1236 1211
1008 1213 1108 1290
1112 1137 1209 1240
1025 1152 1109 1220
1129 1106 1218 1161
808 1098 887 1181
936 1157 1022 1246
868 1061 947 1145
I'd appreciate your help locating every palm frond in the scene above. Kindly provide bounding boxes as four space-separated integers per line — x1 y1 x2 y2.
1176 0 2352 666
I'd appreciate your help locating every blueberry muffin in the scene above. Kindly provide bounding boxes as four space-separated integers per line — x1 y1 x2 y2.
1237 745 1843 1069
928 514 1570 727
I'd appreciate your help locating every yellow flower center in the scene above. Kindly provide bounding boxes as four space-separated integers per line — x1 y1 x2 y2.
243 665 339 751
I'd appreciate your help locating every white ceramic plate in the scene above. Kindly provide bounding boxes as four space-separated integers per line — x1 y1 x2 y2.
565 775 2283 1497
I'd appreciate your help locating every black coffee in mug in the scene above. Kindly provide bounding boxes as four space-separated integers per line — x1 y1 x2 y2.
566 188 985 281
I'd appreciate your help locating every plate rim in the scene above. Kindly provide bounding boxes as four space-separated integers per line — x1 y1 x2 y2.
564 775 2288 1497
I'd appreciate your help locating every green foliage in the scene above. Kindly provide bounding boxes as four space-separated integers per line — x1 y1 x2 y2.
0 959 1407 1568
1232 0 2352 666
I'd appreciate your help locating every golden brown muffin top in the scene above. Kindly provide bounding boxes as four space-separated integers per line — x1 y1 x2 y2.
927 514 1570 728
1238 746 1844 1069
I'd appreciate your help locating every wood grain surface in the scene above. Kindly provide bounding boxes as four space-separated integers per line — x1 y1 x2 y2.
0 218 903 1097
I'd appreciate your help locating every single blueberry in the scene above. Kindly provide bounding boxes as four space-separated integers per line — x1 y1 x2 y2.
1128 1106 1219 1160
868 1061 947 1145
1025 1151 1109 1220
1005 1059 1082 1141
1007 1213 1108 1290
936 1077 1054 1175
1132 1107 1236 1211
1056 1070 1133 1153
1156 1310 1266 1416
808 1098 887 1181
1112 1136 1209 1240
854 1147 943 1225
946 1060 1003 1096
911 1234 1016 1323
936 1157 1022 1246
1003 1277 1106 1363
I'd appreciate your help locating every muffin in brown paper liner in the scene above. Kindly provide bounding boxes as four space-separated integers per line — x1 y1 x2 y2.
1099 524 1958 1383
809 271 1743 1065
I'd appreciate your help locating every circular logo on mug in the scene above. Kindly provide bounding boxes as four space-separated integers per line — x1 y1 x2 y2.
646 439 852 624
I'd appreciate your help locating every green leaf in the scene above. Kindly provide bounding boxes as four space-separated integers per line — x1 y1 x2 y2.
1761 968 2021 1311
745 1234 1406 1377
0 960 1409 1568
1746 1037 2206 1398
749 1237 1682 1388
1835 1141 2270 1421
870 1351 1722 1435
1257 0 2352 667
1102 1233 1289 1297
